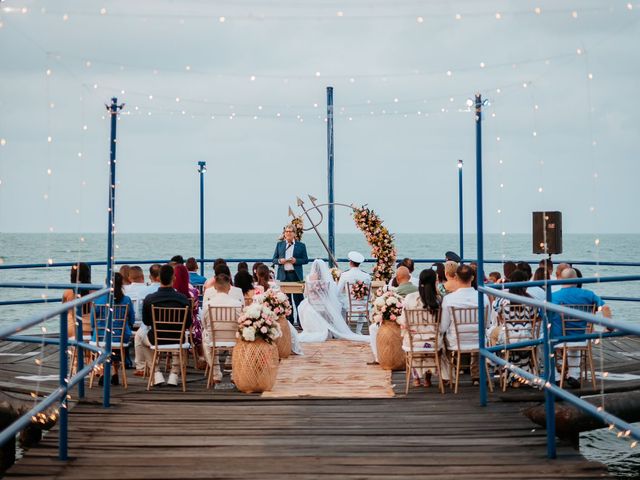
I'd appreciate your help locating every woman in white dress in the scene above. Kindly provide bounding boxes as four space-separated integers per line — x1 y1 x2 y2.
297 259 369 343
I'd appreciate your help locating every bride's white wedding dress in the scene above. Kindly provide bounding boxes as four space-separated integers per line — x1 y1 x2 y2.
297 259 369 343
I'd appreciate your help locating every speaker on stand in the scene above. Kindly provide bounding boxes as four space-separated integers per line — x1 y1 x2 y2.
532 211 562 256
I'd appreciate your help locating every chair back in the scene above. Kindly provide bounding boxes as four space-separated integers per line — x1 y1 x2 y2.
560 304 596 338
405 308 441 352
499 304 538 346
206 306 241 346
130 297 144 327
450 306 489 351
92 304 129 346
346 281 372 315
151 306 190 346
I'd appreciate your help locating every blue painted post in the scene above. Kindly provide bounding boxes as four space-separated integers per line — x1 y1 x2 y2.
326 86 335 266
458 159 464 261
58 312 68 460
104 97 121 408
475 94 488 407
543 285 557 458
75 307 84 399
198 161 207 276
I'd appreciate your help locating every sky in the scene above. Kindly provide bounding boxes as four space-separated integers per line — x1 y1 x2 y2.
0 0 639 235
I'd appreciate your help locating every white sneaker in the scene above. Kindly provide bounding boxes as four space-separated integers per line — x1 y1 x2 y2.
167 373 179 386
154 372 166 386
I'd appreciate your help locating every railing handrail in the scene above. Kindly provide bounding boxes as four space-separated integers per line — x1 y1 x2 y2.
480 284 640 336
489 274 640 289
0 282 105 290
0 287 110 340
1 257 640 270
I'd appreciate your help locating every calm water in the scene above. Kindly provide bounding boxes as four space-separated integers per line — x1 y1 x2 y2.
1 232 639 477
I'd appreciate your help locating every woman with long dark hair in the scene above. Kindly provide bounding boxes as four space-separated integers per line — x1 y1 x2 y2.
173 264 203 366
91 272 135 386
398 269 447 388
490 269 537 388
234 270 256 306
254 264 272 294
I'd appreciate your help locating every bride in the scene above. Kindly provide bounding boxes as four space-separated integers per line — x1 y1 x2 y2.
297 259 369 343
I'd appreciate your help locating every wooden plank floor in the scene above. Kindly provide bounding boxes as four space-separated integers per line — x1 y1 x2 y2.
2 339 631 479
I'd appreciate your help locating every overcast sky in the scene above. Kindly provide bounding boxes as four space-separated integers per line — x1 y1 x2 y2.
0 0 638 235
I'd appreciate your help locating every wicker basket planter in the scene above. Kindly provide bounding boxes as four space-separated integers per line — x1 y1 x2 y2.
275 317 292 359
232 339 279 393
376 321 405 371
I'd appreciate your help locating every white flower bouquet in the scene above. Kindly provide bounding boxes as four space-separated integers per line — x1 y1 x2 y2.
370 290 404 326
255 289 293 318
237 303 282 344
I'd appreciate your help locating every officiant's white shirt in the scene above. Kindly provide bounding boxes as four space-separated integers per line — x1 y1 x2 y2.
337 267 371 307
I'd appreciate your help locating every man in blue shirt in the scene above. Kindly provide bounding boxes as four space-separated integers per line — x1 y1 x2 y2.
550 268 611 387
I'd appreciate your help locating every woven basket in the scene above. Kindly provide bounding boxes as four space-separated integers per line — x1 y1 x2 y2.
275 317 292 359
376 321 405 371
232 339 279 393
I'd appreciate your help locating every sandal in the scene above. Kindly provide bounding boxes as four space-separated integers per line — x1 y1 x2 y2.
424 371 432 388
412 378 421 387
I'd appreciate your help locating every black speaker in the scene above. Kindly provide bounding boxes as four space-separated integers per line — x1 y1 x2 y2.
532 211 562 254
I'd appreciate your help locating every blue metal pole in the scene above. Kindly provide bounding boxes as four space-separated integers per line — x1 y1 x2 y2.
327 86 335 266
458 159 464 261
58 312 68 461
543 285 557 458
198 161 206 276
103 97 121 408
475 94 488 407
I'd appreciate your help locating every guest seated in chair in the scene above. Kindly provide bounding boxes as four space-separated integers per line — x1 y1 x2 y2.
139 264 192 387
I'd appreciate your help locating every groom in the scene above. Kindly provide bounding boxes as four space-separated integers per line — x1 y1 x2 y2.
273 224 309 325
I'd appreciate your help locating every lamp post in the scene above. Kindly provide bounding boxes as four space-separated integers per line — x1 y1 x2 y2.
458 159 464 261
197 161 207 276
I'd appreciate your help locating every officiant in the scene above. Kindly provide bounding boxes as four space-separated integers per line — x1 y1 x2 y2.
272 224 309 325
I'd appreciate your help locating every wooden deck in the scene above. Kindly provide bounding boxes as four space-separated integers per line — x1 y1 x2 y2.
2 336 639 479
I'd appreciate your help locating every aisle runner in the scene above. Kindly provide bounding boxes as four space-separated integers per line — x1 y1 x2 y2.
262 340 394 398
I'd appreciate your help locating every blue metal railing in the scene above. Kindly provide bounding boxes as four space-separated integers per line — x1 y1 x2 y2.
478 274 640 458
0 285 111 461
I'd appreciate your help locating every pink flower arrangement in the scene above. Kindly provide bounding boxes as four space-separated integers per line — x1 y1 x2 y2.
350 280 370 301
370 290 404 326
255 289 293 319
236 303 281 343
279 216 304 241
352 206 397 282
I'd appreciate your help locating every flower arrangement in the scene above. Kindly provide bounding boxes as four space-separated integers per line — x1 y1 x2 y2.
255 289 293 319
330 267 342 282
279 216 304 242
370 290 404 325
352 206 397 282
350 280 370 301
236 303 282 343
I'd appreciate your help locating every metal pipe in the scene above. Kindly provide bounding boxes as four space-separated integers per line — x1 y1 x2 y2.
475 93 487 407
542 283 557 458
58 312 68 461
198 161 207 276
458 159 464 260
327 86 335 263
0 288 110 339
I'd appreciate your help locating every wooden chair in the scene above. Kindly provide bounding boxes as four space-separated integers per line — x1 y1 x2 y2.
404 308 445 394
556 304 597 389
448 306 494 394
345 282 372 333
203 306 241 388
89 304 130 389
69 302 94 376
146 306 190 392
498 305 539 391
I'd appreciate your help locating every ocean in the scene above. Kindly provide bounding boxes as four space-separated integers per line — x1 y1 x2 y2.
1 232 639 477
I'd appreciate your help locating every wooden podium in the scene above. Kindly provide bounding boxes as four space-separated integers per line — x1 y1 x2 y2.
278 282 305 295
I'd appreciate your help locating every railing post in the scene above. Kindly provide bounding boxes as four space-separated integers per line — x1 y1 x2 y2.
326 86 336 266
198 161 207 276
74 307 84 400
58 312 68 461
474 94 489 407
458 159 464 261
543 286 557 458
103 97 122 408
